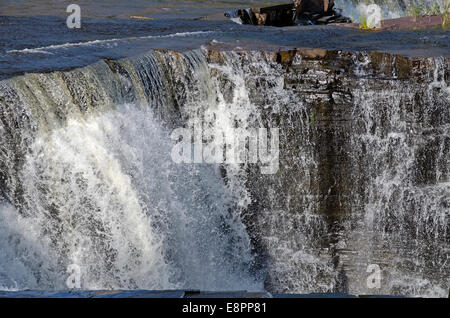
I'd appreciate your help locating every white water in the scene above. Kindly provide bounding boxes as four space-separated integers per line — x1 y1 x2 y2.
0 103 262 291
338 55 449 297
7 31 217 55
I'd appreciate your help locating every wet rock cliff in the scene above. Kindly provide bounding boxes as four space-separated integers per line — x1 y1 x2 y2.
206 48 449 296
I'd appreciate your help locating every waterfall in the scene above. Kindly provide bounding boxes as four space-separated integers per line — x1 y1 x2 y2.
339 55 449 297
0 50 263 291
0 48 448 296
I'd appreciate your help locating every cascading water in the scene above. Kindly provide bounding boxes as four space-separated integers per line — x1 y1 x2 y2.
337 54 449 297
0 50 263 291
0 47 448 296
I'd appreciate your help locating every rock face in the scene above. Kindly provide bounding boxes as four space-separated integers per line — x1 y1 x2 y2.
226 4 298 26
207 48 449 296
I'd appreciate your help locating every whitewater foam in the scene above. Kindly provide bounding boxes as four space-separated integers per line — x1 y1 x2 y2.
0 100 262 291
7 31 216 54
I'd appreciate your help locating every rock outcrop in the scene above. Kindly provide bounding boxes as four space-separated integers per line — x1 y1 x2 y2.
207 48 449 295
225 1 351 26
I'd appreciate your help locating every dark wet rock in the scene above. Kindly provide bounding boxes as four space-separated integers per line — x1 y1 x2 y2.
293 0 333 15
205 48 449 294
225 1 351 26
225 4 298 27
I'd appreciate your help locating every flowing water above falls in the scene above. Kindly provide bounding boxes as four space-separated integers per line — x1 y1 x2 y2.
0 48 448 296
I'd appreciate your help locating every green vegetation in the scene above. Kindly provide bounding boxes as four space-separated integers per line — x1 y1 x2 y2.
358 5 382 30
408 2 422 19
443 0 450 27
359 14 370 29
408 0 450 27
431 2 442 15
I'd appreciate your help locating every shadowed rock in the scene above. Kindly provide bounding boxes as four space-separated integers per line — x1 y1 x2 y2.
225 1 351 26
